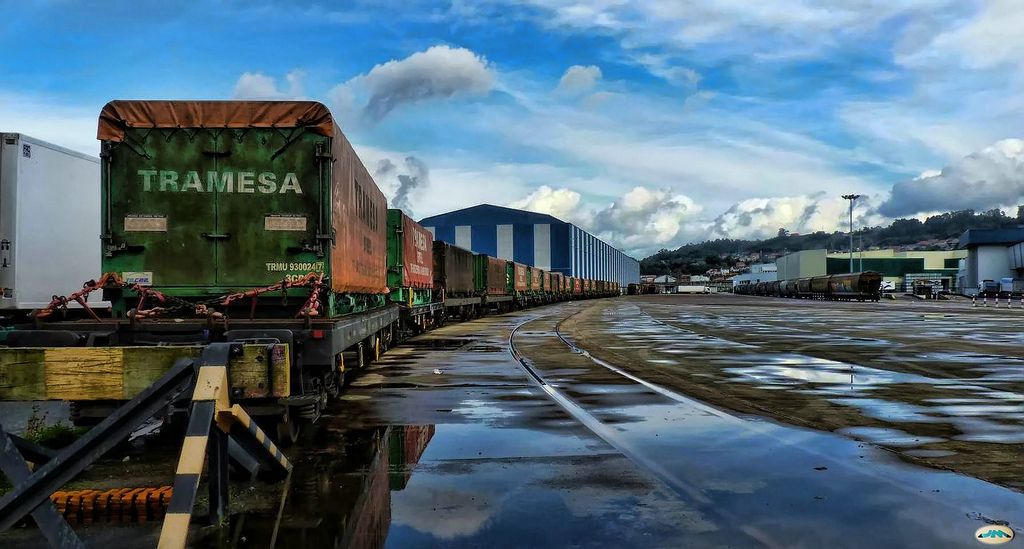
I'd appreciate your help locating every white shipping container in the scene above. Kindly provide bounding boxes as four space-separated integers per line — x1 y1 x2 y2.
999 278 1024 293
0 133 103 312
676 285 711 294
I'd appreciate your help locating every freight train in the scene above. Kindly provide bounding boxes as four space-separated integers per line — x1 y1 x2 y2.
0 100 621 440
735 271 882 301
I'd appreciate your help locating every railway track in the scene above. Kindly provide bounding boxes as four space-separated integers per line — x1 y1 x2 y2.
506 302 1024 547
507 309 779 547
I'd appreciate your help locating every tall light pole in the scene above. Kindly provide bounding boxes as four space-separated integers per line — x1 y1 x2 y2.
842 194 861 273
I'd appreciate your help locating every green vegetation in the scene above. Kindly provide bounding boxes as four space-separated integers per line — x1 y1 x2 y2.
24 406 87 449
642 208 1024 275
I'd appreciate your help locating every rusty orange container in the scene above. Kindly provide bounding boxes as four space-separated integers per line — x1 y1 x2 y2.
513 263 528 292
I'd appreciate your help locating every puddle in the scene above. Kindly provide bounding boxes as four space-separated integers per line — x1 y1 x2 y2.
904 449 958 458
405 338 475 350
837 426 947 448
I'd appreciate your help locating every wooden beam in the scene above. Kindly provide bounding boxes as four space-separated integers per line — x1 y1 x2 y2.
0 345 290 401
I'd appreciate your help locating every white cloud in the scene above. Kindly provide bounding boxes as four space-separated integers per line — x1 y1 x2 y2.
878 139 1024 217
330 45 494 122
508 184 703 256
708 193 880 240
555 65 602 94
510 185 583 219
896 0 1024 73
591 186 703 254
839 94 1020 169
232 70 305 99
629 53 700 86
355 144 563 220
521 0 959 62
582 91 618 108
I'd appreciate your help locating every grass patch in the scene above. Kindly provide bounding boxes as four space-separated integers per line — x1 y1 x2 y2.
23 406 87 449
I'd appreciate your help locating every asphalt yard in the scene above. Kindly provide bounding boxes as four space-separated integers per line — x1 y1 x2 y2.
2 294 1021 548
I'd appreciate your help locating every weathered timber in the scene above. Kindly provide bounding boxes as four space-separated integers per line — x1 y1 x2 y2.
0 345 290 401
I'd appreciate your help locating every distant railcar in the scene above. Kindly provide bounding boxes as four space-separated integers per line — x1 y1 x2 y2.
432 241 475 298
796 278 812 298
827 272 882 301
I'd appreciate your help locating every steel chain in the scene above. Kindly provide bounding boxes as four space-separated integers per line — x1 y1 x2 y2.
37 272 328 321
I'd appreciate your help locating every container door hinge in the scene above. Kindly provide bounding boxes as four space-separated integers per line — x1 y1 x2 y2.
0 240 10 268
104 241 145 257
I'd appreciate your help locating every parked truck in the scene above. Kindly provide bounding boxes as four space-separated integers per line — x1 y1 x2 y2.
676 285 711 294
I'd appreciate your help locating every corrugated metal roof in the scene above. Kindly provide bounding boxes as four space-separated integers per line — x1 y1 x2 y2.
419 204 565 227
957 228 1024 249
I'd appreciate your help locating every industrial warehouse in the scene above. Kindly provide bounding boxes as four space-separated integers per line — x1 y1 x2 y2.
420 204 640 289
3 3 1024 547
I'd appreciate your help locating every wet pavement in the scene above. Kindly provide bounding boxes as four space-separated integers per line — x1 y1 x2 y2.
581 295 1024 489
2 295 1022 547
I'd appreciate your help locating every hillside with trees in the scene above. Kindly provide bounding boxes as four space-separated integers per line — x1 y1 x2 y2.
641 208 1024 276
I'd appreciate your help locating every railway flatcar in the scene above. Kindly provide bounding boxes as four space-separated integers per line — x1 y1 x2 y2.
0 99 627 444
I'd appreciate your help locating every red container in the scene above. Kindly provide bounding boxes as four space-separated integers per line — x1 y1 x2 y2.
544 271 552 292
398 212 433 289
530 267 542 291
513 263 528 292
330 129 388 294
485 256 507 296
574 278 582 294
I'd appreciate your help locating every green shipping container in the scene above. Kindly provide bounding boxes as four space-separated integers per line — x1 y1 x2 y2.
474 254 507 296
97 100 388 316
387 209 434 307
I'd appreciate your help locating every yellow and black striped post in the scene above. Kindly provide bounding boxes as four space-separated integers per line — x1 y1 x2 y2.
158 344 291 549
224 404 292 479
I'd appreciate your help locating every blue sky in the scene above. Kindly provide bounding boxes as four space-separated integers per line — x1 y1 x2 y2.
3 0 1023 256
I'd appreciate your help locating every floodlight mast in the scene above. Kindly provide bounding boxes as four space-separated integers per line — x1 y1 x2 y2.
842 194 862 273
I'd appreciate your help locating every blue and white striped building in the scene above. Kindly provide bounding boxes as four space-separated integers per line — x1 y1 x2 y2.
419 204 640 287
